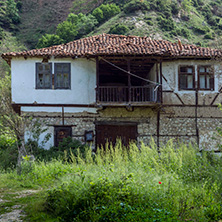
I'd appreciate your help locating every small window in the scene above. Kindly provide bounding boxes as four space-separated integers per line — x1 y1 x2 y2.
36 63 52 89
54 126 72 147
179 66 195 90
55 63 71 89
198 66 214 90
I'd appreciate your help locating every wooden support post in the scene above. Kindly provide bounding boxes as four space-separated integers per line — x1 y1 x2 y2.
157 109 160 151
156 62 159 102
62 106 64 125
160 61 163 103
195 89 199 147
96 57 99 103
127 59 131 103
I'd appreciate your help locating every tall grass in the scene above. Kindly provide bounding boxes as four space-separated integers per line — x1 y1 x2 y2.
1 140 222 221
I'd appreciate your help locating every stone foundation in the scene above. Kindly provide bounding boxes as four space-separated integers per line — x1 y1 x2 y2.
23 106 222 151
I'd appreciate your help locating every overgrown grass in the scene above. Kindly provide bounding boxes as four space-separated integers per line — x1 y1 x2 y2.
0 140 221 221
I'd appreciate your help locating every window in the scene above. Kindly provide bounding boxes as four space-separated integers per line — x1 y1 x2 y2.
198 66 214 90
55 63 71 89
178 66 195 90
54 126 72 147
36 63 52 89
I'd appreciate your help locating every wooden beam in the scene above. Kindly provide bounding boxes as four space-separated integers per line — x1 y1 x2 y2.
127 59 131 103
96 57 99 102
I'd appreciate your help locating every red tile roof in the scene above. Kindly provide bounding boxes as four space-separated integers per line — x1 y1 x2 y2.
2 34 222 60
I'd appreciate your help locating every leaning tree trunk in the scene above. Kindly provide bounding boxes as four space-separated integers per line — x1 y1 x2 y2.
16 140 28 175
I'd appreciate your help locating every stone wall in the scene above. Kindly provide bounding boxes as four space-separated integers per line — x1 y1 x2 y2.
23 105 222 151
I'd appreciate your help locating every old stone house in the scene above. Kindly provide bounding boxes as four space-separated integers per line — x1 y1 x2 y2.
2 34 222 151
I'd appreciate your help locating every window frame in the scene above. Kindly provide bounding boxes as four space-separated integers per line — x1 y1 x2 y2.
36 63 52 89
54 63 71 90
178 65 195 91
198 65 214 91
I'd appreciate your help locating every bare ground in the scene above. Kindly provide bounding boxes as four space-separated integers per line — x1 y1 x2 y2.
0 190 39 222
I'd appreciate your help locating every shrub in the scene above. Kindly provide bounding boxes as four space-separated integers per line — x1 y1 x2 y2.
45 175 177 221
194 25 210 34
42 140 222 221
207 16 218 27
109 24 129 35
171 1 179 15
158 16 175 31
180 27 191 38
24 137 88 162
123 0 150 14
56 136 87 159
144 16 153 26
201 4 212 20
0 137 17 170
204 33 214 39
155 0 170 13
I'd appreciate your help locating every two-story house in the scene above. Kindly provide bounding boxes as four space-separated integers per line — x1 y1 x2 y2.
2 34 222 151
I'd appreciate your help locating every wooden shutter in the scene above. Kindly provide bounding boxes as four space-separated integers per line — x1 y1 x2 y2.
54 63 71 89
36 63 52 89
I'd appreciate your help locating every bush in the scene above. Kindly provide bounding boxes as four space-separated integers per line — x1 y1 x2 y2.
158 16 175 31
207 16 218 27
180 27 191 38
171 1 179 15
155 0 170 13
25 137 88 162
201 4 213 20
204 33 214 39
109 24 129 35
123 0 150 14
56 136 88 160
41 140 222 221
194 25 210 34
0 136 17 170
144 16 153 26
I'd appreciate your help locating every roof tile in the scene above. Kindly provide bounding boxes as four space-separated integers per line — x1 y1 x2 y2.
2 34 222 60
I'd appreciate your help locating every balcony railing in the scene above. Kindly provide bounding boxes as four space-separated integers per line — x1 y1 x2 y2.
97 85 160 104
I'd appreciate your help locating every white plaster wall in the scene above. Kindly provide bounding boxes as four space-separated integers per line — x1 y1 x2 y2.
24 126 54 150
21 106 97 113
11 57 96 104
162 59 220 94
148 64 156 82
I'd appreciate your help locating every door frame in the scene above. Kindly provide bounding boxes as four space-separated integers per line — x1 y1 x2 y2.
95 121 138 149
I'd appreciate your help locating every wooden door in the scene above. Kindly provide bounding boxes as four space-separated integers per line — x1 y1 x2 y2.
54 126 72 147
96 124 137 148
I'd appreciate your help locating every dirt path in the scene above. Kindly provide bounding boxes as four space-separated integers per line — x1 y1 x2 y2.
0 190 39 222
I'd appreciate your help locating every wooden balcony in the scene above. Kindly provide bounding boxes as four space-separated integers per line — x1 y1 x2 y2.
97 85 160 106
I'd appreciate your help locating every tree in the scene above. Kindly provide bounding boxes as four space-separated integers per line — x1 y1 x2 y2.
56 21 78 43
0 76 50 173
5 0 20 24
100 3 120 20
37 34 64 48
92 8 104 23
93 3 120 23
67 13 79 24
76 14 98 37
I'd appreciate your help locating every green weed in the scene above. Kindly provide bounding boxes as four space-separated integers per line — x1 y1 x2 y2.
0 140 221 221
